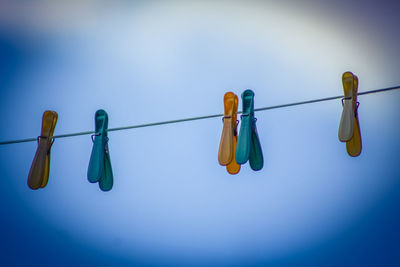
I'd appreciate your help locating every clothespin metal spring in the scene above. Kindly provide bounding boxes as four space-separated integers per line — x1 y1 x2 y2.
37 135 55 146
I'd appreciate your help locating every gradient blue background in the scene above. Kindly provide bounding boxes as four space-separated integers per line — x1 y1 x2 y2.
1 1 400 266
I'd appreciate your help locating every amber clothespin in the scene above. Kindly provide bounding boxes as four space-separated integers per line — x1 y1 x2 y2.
338 72 362 156
27 110 58 189
218 92 241 174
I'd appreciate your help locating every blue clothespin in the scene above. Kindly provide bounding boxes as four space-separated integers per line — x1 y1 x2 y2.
235 90 263 171
87 109 113 191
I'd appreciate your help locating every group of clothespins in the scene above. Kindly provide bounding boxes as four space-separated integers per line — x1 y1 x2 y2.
217 90 263 174
28 109 113 191
218 71 362 174
27 71 362 191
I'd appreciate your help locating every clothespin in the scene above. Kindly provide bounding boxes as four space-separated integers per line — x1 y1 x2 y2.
87 109 114 191
338 71 362 156
218 92 241 174
27 110 58 190
235 89 263 171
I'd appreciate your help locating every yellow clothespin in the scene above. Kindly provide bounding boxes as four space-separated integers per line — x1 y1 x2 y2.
338 72 362 156
218 92 241 174
27 110 58 189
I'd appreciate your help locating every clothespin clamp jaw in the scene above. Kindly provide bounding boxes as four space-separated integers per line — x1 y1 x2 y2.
236 90 263 171
87 109 114 191
27 110 58 190
218 92 241 174
338 72 362 156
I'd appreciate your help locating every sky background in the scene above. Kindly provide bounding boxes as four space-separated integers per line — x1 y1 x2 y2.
0 0 400 266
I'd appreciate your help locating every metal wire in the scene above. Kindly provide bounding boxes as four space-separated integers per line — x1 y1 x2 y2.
0 85 399 146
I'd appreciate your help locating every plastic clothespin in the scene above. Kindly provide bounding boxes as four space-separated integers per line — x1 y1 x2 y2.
235 89 263 171
27 110 58 190
218 92 241 174
338 71 362 156
87 109 114 191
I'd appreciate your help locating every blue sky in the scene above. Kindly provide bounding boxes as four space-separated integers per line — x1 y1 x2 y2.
0 1 400 266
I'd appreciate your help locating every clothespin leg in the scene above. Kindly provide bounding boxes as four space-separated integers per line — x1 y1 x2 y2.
235 115 251 164
40 150 51 188
28 144 48 189
346 116 362 157
99 147 113 191
249 125 263 171
88 136 105 183
226 134 240 174
338 100 354 141
218 117 234 165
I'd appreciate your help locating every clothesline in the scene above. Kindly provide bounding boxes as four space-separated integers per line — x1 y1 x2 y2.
0 85 399 146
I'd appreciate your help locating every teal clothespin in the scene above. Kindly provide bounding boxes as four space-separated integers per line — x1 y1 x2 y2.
235 90 263 171
87 109 114 191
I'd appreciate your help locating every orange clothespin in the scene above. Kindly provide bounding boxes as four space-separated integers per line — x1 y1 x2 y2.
338 72 362 156
27 110 58 189
218 92 241 174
